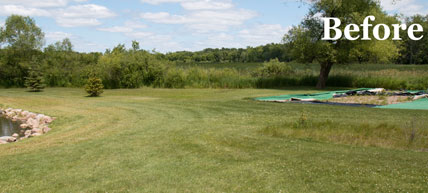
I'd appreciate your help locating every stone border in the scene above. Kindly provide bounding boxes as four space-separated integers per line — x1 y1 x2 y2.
0 108 55 144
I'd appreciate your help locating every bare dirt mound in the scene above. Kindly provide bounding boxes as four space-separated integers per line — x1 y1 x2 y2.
327 96 413 106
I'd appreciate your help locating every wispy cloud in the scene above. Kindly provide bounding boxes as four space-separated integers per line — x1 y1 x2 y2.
45 31 73 41
0 0 91 8
0 2 117 27
54 4 116 27
239 24 290 46
140 0 257 32
0 5 51 16
380 0 428 16
97 21 147 33
0 0 299 52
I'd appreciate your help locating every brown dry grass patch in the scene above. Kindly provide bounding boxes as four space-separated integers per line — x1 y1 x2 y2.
326 95 413 106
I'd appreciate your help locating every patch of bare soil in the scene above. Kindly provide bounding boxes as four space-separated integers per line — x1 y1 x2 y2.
326 96 413 106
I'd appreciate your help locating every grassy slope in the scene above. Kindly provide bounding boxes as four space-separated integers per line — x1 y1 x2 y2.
0 88 427 192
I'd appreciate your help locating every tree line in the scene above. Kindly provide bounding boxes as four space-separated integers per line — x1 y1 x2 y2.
1 0 428 89
165 44 292 64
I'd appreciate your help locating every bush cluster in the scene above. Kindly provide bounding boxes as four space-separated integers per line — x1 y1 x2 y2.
85 77 104 97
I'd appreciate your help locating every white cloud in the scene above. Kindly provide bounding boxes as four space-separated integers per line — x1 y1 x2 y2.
45 31 73 41
380 0 427 16
126 31 154 38
181 0 233 10
141 9 257 32
97 21 147 33
140 0 256 32
98 26 134 33
141 0 234 10
0 0 68 8
56 18 102 27
140 0 186 5
0 2 116 27
56 4 116 18
124 21 147 29
0 0 90 7
54 4 116 27
139 0 263 50
239 24 291 46
0 5 51 16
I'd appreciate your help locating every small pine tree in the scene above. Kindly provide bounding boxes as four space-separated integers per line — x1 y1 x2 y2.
85 77 104 97
25 68 45 92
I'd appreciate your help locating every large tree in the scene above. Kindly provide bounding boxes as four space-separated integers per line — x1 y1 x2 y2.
0 15 45 87
0 15 44 50
285 0 400 88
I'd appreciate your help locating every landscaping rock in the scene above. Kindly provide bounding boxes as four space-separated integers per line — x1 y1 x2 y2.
31 133 42 137
1 107 55 143
31 128 43 134
24 130 32 136
42 126 51 133
0 136 16 143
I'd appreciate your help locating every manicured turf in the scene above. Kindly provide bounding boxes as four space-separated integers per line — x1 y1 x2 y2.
0 88 427 192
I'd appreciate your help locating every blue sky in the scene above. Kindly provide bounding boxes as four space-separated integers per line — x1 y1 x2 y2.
0 0 427 53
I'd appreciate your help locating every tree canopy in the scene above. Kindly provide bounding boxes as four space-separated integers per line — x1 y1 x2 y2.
0 15 44 50
0 15 45 87
285 0 400 88
1 9 428 90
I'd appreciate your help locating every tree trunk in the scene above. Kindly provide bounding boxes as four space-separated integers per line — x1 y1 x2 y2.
316 62 333 89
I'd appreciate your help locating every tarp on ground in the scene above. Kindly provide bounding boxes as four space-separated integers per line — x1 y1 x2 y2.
256 88 428 110
377 98 428 110
255 88 371 102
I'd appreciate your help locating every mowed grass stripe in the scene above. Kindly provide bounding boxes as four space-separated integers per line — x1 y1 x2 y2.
0 88 427 192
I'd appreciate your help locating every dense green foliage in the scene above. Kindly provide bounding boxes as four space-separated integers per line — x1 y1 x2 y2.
165 43 291 64
398 15 428 64
285 0 400 88
42 39 100 87
0 15 44 87
2 7 428 89
0 15 44 50
85 77 104 97
252 59 294 78
25 67 45 92
96 44 166 89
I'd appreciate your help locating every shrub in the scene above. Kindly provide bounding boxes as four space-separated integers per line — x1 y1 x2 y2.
25 68 45 92
85 77 104 97
163 69 186 88
253 58 294 78
96 46 168 89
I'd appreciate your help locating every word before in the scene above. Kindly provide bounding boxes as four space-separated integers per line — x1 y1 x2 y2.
322 15 424 41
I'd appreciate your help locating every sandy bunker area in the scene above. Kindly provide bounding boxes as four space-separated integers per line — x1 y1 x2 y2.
326 95 413 106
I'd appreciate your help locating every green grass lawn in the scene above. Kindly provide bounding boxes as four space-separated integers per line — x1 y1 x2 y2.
0 88 427 192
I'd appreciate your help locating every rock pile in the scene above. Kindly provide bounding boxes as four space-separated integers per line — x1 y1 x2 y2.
334 88 428 99
0 108 55 144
